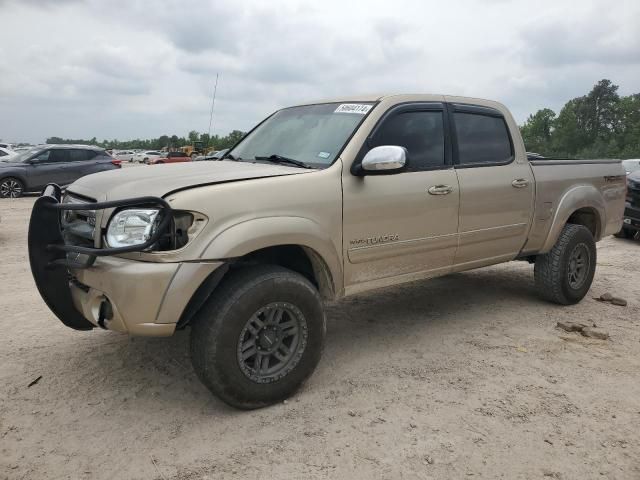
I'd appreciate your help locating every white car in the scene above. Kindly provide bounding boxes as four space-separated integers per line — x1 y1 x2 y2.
0 147 16 159
112 150 136 162
134 151 162 164
622 159 640 175
0 143 14 150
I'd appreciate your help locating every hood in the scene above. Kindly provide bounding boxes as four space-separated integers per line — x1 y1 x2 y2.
0 159 21 167
68 160 312 201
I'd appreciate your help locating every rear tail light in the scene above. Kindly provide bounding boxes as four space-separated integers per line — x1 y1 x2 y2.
111 159 122 168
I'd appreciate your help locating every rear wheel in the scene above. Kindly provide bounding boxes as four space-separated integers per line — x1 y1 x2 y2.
190 265 326 409
534 224 596 305
0 177 24 198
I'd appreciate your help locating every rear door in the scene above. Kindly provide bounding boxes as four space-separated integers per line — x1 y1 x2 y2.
450 103 535 269
62 148 94 184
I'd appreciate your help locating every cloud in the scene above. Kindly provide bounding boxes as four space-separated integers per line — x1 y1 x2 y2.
0 0 639 143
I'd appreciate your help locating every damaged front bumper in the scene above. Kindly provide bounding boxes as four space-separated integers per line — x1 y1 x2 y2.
28 184 221 335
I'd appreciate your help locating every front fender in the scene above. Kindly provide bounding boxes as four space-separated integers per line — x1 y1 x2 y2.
540 185 605 253
198 216 343 295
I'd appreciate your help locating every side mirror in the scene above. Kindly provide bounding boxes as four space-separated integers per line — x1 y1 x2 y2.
353 145 407 176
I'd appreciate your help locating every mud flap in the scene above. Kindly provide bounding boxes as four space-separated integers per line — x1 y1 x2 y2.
28 185 95 330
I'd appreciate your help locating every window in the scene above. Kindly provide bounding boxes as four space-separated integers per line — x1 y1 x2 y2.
371 110 445 171
85 150 98 160
48 149 70 163
68 150 88 162
32 150 51 163
454 113 512 165
0 150 7 157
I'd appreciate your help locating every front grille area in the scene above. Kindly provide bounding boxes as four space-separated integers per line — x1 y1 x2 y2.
61 193 97 248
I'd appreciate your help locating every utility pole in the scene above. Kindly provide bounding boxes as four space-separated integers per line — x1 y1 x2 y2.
207 73 219 151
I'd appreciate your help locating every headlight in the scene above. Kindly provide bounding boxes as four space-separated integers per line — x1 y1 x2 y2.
106 209 161 248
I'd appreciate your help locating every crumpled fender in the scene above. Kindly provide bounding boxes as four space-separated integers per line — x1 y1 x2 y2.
198 216 343 297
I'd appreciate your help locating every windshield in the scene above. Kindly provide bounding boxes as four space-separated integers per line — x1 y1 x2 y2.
228 102 374 167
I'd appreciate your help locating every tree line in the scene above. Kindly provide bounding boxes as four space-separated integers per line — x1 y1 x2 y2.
43 79 639 159
45 130 246 152
521 79 640 159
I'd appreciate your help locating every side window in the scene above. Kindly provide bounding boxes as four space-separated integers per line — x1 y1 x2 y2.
85 150 98 160
0 151 6 157
371 110 445 171
68 149 88 162
33 150 51 162
48 149 70 163
454 113 512 165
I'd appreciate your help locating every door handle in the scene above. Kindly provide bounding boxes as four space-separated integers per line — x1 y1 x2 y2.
512 178 529 188
428 185 453 195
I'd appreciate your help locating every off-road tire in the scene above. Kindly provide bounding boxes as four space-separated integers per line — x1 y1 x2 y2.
190 265 326 409
534 224 596 305
614 227 635 239
0 177 25 198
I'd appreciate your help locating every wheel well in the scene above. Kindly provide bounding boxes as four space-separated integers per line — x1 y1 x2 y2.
567 208 600 238
177 245 335 329
237 245 334 300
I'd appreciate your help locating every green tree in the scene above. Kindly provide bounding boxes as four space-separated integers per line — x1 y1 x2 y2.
521 108 556 154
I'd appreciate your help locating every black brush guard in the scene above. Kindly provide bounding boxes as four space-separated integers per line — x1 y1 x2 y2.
28 184 173 330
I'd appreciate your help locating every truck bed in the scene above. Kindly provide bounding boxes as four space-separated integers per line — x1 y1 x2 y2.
522 159 626 254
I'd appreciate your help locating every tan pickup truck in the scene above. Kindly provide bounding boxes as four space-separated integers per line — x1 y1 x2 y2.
28 94 626 409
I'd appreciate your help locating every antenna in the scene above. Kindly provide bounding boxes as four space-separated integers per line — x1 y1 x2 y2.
207 73 219 150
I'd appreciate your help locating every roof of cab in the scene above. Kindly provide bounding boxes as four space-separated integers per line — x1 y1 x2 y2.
296 93 505 108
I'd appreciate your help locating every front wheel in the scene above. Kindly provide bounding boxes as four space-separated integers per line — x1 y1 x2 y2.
190 265 326 409
534 224 596 305
0 177 25 198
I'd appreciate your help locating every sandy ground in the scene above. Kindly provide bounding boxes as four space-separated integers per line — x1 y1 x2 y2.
1 194 639 480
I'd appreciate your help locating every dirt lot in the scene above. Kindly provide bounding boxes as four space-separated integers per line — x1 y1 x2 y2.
1 196 639 480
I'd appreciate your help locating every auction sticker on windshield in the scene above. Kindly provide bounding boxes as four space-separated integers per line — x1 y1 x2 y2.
334 104 372 115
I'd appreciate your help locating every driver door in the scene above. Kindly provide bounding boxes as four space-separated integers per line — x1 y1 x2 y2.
342 103 460 294
27 149 69 189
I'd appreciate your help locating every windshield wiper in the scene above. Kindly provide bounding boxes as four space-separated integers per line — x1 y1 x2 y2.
254 154 313 169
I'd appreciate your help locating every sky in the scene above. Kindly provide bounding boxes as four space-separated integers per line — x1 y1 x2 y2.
0 0 639 144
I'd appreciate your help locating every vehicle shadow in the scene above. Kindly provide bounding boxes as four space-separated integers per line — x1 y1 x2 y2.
62 263 539 413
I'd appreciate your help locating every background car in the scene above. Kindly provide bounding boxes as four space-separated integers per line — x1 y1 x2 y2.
112 150 136 162
0 147 17 159
0 145 120 198
622 159 640 175
149 151 191 165
194 148 229 161
135 150 162 164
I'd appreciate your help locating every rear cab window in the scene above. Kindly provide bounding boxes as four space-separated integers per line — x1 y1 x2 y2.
452 106 513 166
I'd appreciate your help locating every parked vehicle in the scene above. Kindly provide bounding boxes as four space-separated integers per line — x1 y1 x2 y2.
622 159 640 175
615 170 640 239
0 145 119 198
134 151 162 164
194 149 229 161
149 151 191 164
181 141 207 159
0 143 14 150
0 147 16 159
112 150 136 163
28 95 625 409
